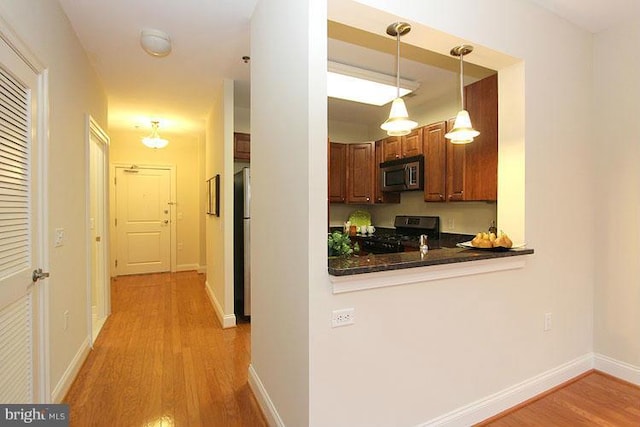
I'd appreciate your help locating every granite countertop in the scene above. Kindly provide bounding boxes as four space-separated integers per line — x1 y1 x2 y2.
328 246 534 276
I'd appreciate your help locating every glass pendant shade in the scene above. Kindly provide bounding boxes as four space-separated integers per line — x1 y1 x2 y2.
142 121 169 149
380 22 416 137
445 45 480 144
445 109 480 144
381 97 418 136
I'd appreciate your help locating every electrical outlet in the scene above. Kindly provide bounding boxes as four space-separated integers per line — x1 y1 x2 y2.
447 218 455 230
332 308 355 328
544 312 552 331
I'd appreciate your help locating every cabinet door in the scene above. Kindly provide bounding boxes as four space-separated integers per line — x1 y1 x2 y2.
381 136 402 161
347 142 374 204
423 122 446 202
402 128 423 158
234 132 250 161
328 142 347 203
464 73 498 201
446 118 466 201
374 140 400 204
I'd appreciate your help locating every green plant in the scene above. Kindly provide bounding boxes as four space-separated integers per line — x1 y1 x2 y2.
328 231 359 257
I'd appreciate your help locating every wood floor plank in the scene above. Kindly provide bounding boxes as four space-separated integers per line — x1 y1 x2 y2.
478 371 640 426
64 271 267 427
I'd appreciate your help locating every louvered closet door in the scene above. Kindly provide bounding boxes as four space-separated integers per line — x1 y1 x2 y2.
0 35 41 403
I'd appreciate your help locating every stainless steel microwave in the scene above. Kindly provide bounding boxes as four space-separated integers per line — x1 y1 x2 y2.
380 155 424 192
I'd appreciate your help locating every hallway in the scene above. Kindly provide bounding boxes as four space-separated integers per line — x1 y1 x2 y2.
64 272 266 426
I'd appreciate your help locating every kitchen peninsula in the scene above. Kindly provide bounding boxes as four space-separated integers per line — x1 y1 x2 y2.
328 246 534 276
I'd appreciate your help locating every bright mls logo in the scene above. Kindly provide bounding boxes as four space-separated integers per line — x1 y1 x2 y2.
1 405 68 426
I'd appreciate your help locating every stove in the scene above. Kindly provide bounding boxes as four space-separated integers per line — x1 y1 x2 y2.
360 216 440 254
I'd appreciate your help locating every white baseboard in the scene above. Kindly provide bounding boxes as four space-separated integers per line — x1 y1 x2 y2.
204 280 236 329
594 353 640 385
197 265 207 274
248 364 285 427
50 337 91 403
177 263 199 272
419 353 593 427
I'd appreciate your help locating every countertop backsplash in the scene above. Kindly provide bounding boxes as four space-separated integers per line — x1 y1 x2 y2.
329 191 497 235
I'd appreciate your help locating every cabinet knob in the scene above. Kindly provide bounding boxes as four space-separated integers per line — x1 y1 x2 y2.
366 197 370 201
439 194 444 200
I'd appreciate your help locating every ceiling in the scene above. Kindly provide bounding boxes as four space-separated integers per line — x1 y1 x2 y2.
57 0 637 138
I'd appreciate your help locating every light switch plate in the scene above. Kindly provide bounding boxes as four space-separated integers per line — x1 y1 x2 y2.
54 228 65 247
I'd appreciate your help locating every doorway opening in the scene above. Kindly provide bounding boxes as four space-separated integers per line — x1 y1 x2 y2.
87 116 110 343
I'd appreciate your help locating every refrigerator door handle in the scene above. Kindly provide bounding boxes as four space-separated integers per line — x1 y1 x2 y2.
243 218 251 316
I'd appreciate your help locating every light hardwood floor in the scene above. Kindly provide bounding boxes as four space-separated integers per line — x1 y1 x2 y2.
478 371 640 426
64 271 267 427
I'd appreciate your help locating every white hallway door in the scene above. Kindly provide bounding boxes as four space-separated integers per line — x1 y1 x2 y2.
115 166 172 275
0 30 45 402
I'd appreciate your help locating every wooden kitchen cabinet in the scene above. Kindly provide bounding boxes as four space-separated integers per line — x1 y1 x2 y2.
381 136 402 161
445 74 498 202
328 142 347 203
446 118 466 201
233 132 250 161
423 121 447 202
381 130 423 162
402 128 423 158
374 140 400 204
346 142 374 204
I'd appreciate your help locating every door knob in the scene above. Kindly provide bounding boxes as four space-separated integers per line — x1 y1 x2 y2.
163 219 169 224
32 268 50 283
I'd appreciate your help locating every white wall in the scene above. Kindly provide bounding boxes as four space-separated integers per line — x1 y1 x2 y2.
250 0 325 424
205 80 236 327
0 0 108 399
593 19 640 367
253 0 599 426
307 1 595 425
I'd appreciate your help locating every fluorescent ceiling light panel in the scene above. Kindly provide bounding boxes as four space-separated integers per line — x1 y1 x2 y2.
327 61 419 106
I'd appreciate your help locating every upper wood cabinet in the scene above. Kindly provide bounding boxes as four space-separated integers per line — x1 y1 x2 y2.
402 128 423 158
423 121 447 202
374 140 400 204
233 132 250 161
381 136 402 161
328 142 347 203
446 118 466 201
346 142 374 204
381 130 423 162
445 74 498 201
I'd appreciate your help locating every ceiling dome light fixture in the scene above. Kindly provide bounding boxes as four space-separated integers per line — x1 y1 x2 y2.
380 22 417 137
142 121 169 149
140 29 172 57
445 45 480 144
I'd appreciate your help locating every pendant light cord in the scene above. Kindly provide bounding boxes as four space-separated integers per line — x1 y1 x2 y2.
459 50 465 109
396 25 401 99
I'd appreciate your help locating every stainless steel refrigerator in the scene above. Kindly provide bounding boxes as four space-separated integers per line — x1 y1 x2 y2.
233 168 251 318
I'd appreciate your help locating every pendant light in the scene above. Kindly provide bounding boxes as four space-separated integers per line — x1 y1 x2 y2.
380 22 417 137
142 121 169 149
445 45 480 144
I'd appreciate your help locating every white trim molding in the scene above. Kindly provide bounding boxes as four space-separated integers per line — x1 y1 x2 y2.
594 353 640 386
248 364 285 427
204 280 236 329
176 263 200 272
331 256 528 294
50 338 90 403
418 353 593 427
